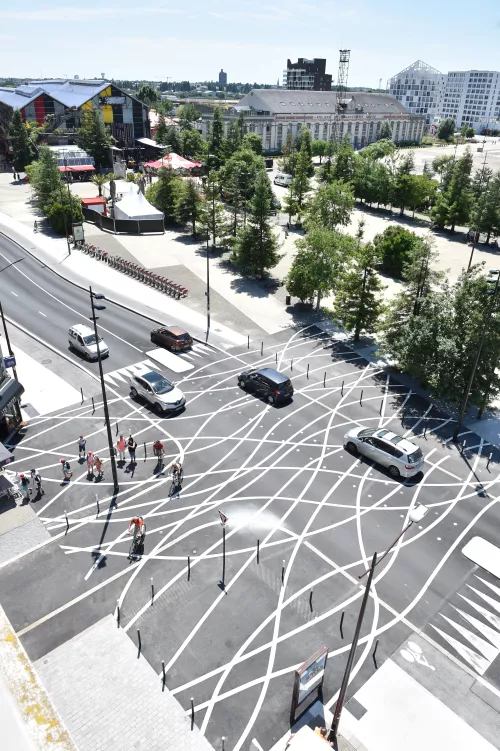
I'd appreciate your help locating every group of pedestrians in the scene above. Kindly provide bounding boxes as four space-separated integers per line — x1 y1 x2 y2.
76 436 104 480
18 469 44 501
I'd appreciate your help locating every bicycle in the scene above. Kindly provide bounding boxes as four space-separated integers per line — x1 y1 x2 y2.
128 522 146 560
170 466 183 494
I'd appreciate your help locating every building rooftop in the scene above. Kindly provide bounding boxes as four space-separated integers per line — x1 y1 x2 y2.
236 89 413 116
0 80 111 111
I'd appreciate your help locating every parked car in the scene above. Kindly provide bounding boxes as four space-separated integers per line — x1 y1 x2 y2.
129 370 185 414
68 324 109 361
343 427 424 478
237 367 293 405
150 326 193 352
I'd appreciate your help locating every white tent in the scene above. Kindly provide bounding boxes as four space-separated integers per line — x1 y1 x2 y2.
113 187 164 221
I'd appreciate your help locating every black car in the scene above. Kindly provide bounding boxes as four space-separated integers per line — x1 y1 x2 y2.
238 367 293 404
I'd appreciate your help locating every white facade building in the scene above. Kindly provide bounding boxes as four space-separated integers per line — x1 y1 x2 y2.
442 70 500 133
200 90 425 153
387 60 447 125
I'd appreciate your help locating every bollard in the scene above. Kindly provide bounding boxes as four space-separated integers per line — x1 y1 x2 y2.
307 363 310 379
291 358 293 371
187 555 191 581
323 372 326 388
191 698 195 728
92 397 95 414
275 352 278 363
64 510 69 533
401 408 405 425
257 539 260 564
162 660 166 690
360 390 363 407
151 577 154 605
116 422 119 436
221 526 226 588
379 399 383 415
281 559 285 585
487 452 492 471
261 342 263 356
423 420 427 439
96 494 99 518
309 589 313 612
117 600 120 626
137 629 141 652
222 738 225 751
340 610 344 639
144 442 147 461
341 380 344 397
462 439 466 453
248 334 250 349
80 387 84 404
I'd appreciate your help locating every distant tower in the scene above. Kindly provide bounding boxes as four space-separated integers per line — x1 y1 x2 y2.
74 74 80 80
218 69 227 86
379 77 382 91
101 72 105 80
331 49 350 144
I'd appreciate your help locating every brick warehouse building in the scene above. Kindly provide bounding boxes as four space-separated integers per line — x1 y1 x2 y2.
0 79 150 147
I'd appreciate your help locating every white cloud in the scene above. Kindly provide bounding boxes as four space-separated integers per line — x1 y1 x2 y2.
0 6 185 21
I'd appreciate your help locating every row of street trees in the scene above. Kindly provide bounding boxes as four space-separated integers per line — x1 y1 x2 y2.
26 146 83 234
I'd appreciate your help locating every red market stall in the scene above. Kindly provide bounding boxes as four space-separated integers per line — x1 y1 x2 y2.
144 153 201 171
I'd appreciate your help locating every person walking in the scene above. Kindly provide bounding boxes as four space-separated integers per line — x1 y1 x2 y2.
78 435 86 459
60 458 72 482
30 468 44 497
117 435 126 462
86 451 95 476
94 456 104 478
127 435 137 463
19 473 30 502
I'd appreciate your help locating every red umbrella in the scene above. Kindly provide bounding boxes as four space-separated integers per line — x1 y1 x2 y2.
144 153 201 170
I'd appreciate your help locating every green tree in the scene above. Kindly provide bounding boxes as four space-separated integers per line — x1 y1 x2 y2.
392 172 436 217
289 143 311 217
360 138 395 159
332 242 385 340
181 128 207 161
311 140 328 164
220 146 267 206
305 180 354 231
282 184 299 223
146 166 182 225
378 122 393 141
287 227 355 308
242 132 263 155
432 154 455 186
162 126 182 154
76 110 113 168
28 145 62 208
231 172 282 278
437 117 456 142
294 125 314 176
137 84 158 106
332 138 356 182
9 109 36 171
373 226 422 278
44 189 83 236
209 107 226 168
175 179 203 234
91 172 115 197
155 114 169 145
278 132 296 175
472 171 500 243
156 99 173 115
179 102 200 130
201 171 229 248
226 119 242 154
402 235 444 316
432 148 473 231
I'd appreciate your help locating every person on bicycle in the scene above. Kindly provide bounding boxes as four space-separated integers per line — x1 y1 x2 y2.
128 516 145 540
171 460 183 486
153 439 164 459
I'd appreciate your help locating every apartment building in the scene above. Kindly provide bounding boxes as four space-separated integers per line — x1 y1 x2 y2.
442 70 500 132
283 58 332 91
387 60 446 125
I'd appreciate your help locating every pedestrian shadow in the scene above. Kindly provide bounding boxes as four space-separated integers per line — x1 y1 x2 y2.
125 461 136 478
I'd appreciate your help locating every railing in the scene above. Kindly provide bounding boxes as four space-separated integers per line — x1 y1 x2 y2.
77 242 188 299
82 208 164 235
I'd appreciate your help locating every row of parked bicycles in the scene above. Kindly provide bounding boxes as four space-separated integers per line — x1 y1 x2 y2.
77 242 189 299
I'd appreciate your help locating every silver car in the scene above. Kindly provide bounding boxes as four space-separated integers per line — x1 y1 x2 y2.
129 370 185 415
344 427 424 478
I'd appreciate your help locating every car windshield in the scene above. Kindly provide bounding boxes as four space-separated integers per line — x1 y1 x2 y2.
83 334 101 345
358 429 375 438
173 333 190 340
143 372 174 394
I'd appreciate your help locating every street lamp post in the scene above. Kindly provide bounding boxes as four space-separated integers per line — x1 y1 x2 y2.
358 503 429 579
0 258 24 382
89 287 119 495
206 224 211 342
452 269 500 441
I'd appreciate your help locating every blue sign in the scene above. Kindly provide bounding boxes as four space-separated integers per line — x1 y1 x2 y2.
3 356 16 369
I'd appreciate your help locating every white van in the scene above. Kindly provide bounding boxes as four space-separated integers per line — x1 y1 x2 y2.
274 172 293 187
68 324 109 361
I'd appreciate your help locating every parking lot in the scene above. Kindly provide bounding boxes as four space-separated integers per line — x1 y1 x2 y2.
1 325 500 750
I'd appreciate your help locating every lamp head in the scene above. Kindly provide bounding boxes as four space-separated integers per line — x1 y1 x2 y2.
409 503 429 524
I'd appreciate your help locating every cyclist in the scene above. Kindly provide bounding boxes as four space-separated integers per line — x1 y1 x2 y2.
170 460 183 488
128 515 145 541
153 439 164 460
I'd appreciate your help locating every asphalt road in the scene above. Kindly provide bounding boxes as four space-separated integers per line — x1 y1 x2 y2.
1 326 500 750
0 232 200 377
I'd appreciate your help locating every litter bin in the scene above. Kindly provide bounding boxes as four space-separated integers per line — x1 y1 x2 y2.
285 295 291 305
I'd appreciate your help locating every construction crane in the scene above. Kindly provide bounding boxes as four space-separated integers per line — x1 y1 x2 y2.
331 49 351 146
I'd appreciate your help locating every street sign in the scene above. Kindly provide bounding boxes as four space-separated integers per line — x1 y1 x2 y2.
72 222 85 242
218 510 228 526
3 356 16 369
290 645 329 722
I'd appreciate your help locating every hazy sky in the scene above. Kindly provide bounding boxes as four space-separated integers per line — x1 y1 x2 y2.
1 0 499 86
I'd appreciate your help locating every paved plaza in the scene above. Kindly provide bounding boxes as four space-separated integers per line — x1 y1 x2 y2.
1 326 500 749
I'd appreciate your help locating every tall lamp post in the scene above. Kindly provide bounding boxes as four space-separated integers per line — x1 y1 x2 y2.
0 258 24 382
453 269 500 441
89 287 119 495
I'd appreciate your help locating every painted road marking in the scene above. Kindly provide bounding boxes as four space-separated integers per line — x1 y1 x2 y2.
146 348 194 373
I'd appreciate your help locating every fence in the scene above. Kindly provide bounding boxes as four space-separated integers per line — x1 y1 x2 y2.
82 208 164 235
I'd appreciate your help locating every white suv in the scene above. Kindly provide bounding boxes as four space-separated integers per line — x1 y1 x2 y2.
344 427 424 478
129 370 185 414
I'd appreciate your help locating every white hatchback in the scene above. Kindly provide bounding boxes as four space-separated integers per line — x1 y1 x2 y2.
129 370 185 415
344 427 424 478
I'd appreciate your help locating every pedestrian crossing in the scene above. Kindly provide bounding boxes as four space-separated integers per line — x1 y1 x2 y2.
103 345 210 386
426 574 500 676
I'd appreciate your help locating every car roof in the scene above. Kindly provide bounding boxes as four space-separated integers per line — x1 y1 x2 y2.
165 326 189 336
256 368 290 384
70 324 94 335
141 370 170 383
375 429 418 454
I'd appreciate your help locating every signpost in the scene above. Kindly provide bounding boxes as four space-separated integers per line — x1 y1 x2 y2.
72 222 85 244
3 356 16 369
290 645 329 723
218 510 228 526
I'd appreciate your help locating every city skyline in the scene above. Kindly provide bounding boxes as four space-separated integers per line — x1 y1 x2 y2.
0 0 499 87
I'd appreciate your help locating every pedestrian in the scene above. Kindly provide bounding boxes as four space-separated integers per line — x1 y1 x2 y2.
86 451 94 476
19 473 30 502
127 435 137 463
78 435 86 459
30 468 44 497
60 458 72 482
94 456 104 478
117 434 126 462
284 229 289 239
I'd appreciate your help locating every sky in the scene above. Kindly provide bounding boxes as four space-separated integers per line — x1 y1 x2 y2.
0 0 499 87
